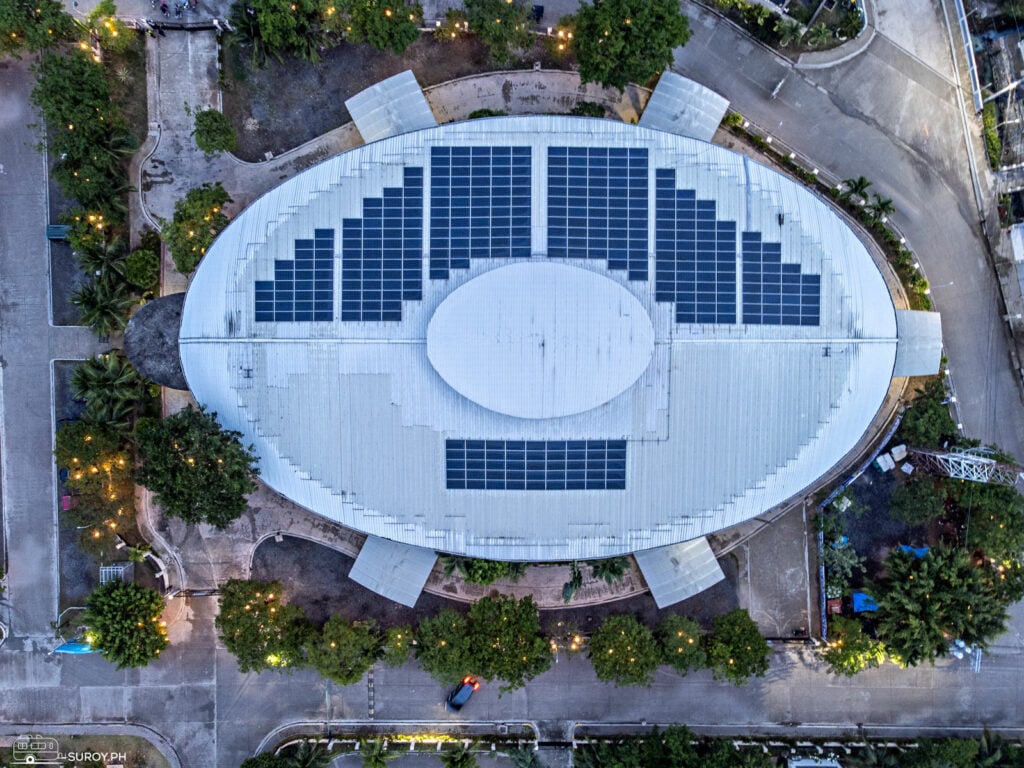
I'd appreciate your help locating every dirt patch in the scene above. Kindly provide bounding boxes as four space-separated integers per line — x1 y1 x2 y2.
222 35 572 162
251 536 740 633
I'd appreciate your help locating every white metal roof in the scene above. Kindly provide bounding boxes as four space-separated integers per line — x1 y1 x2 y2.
893 309 943 377
345 70 438 143
634 538 725 609
348 535 437 607
179 115 902 562
637 71 730 142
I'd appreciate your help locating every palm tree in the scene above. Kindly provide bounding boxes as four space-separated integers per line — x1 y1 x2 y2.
588 556 630 585
774 18 804 48
508 747 542 768
805 22 833 48
71 351 150 430
867 193 896 222
441 743 479 768
359 739 395 768
287 740 329 768
849 744 901 768
841 175 873 204
75 234 128 280
71 276 135 337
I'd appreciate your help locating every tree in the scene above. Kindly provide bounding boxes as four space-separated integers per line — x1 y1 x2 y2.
359 739 396 768
464 0 532 65
380 625 413 667
867 193 896 222
414 608 473 684
820 616 885 677
954 482 1024 563
901 738 978 768
307 617 381 685
589 556 630 584
898 378 958 448
160 182 232 275
86 0 135 54
346 0 422 54
71 351 153 432
134 405 259 528
587 614 660 686
71 277 136 336
822 539 865 593
0 0 75 56
507 747 542 768
231 0 327 64
805 22 832 48
466 594 551 690
54 421 127 497
83 581 168 669
215 579 312 672
656 614 706 675
191 107 238 155
125 248 160 292
870 547 1010 667
439 554 519 585
889 475 948 525
706 609 770 684
701 741 776 768
286 741 330 768
571 0 691 90
774 17 803 47
841 175 873 205
240 755 291 768
441 743 478 768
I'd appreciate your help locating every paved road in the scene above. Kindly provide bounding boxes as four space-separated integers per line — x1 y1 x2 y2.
0 58 104 647
675 0 1024 458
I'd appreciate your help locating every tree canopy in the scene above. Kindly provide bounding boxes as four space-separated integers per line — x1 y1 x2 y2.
569 0 691 90
413 607 473 684
820 615 886 677
656 614 706 675
0 0 76 56
134 405 259 529
192 107 238 155
889 475 948 525
465 594 550 690
307 616 382 685
464 0 532 65
869 547 1010 667
587 613 661 687
216 579 312 672
160 182 232 275
84 581 168 669
897 378 958 448
706 609 770 684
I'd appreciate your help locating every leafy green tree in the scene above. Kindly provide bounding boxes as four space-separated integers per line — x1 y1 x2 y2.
135 405 259 528
434 8 467 42
231 0 326 64
0 0 76 55
215 579 312 672
889 475 948 525
191 107 238 155
570 0 691 90
54 421 127 494
86 0 135 54
588 614 660 687
466 595 550 690
414 608 473 683
307 617 381 685
71 351 153 432
954 482 1024 562
464 0 532 65
439 554 519 585
588 556 630 584
822 539 865 594
72 277 136 336
870 547 1010 667
441 743 478 768
901 738 978 768
125 248 160 292
706 609 770 684
656 614 706 674
898 378 958 448
240 754 291 768
84 581 168 669
359 739 396 768
380 625 413 667
820 616 885 677
161 182 232 275
346 0 422 54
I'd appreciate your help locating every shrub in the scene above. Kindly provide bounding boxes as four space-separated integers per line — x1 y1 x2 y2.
191 107 238 155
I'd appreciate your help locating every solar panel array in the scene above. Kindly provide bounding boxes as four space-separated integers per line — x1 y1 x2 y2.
548 147 649 280
654 169 737 324
742 231 821 325
429 146 532 280
340 166 424 322
445 439 627 490
255 229 335 322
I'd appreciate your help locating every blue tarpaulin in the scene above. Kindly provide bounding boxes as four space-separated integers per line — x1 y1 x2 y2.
899 545 930 558
52 642 95 654
852 591 878 613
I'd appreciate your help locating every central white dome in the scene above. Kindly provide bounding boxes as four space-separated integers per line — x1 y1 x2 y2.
426 261 656 419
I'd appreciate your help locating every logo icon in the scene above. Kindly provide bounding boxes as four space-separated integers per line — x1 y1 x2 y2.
12 735 61 765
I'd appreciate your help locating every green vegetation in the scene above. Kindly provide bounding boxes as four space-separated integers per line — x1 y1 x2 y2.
467 108 507 119
589 556 630 584
434 8 468 42
568 0 691 90
85 0 136 54
307 617 382 685
441 743 479 768
380 625 414 667
84 581 169 668
983 101 1002 170
897 378 958 448
125 248 160 292
464 0 532 65
343 0 422 54
413 607 473 683
240 754 291 768
656 614 706 674
191 107 238 155
216 579 313 672
0 0 75 55
135 405 259 529
439 555 524 585
870 547 1010 667
160 182 232 275
706 608 770 684
71 277 136 337
575 726 775 768
889 475 948 525
71 351 155 433
587 614 661 686
821 615 885 677
570 101 606 118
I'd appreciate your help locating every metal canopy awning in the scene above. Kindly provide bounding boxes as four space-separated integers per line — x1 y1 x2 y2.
345 69 438 143
637 71 730 143
634 537 725 608
348 535 437 607
894 309 943 377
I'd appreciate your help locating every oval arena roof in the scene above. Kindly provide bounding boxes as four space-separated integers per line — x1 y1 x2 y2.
179 115 900 562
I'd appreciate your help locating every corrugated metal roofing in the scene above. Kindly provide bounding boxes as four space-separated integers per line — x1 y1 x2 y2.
893 309 943 377
344 70 438 143
637 71 730 142
634 538 725 609
179 115 903 562
348 535 437 607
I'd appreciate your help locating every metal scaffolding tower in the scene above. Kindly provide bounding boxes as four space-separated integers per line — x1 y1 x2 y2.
910 447 1024 490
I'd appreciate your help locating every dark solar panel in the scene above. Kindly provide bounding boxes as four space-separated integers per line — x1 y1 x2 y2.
548 147 648 280
741 231 821 326
429 146 532 280
253 231 335 322
445 439 627 490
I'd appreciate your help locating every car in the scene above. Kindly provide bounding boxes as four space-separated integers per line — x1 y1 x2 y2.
445 676 480 712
